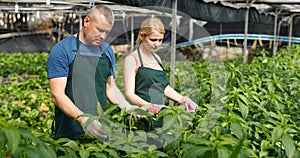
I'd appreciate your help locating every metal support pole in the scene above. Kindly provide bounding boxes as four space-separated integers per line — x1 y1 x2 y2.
170 0 177 106
272 9 281 56
288 14 294 47
70 13 74 35
272 14 277 55
130 16 134 52
189 18 193 41
79 12 82 31
122 20 129 44
243 0 250 64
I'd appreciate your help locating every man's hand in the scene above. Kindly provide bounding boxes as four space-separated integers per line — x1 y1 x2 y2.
81 117 107 139
178 96 198 112
123 104 140 113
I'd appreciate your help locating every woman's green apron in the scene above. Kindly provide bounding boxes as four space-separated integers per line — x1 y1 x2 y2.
54 35 111 139
134 47 169 131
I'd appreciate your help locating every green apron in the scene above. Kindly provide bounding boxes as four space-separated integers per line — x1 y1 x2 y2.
134 47 169 131
54 35 111 140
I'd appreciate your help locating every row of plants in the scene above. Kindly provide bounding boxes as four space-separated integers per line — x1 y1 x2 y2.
0 45 299 157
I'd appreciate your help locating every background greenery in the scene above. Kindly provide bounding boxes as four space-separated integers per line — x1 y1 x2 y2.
0 45 299 157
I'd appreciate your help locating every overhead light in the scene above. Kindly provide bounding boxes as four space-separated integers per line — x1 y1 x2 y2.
46 0 50 5
15 3 19 13
114 11 126 20
37 11 40 19
90 0 95 6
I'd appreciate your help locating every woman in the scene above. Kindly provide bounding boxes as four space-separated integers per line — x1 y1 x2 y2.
123 17 198 130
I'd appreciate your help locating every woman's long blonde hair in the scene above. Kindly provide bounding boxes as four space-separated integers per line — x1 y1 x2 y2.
136 17 165 46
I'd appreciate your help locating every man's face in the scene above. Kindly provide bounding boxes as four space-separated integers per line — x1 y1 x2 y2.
84 15 113 46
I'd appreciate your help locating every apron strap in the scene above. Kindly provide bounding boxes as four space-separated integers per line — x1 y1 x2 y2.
152 53 165 71
76 33 80 55
137 46 165 71
76 33 104 56
137 47 144 67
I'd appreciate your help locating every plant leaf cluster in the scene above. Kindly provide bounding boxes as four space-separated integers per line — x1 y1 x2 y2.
0 45 300 157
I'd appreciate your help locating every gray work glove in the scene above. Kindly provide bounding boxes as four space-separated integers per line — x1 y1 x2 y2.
81 117 107 139
145 104 169 114
178 96 198 112
123 104 140 113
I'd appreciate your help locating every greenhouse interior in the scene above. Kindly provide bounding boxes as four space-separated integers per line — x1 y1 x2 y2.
0 0 300 157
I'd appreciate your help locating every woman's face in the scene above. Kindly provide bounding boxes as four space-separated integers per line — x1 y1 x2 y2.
140 30 164 52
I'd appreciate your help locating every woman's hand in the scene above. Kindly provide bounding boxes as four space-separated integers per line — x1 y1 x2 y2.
178 96 198 112
147 104 168 114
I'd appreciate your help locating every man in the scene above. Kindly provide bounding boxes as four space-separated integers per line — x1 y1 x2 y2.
47 5 133 140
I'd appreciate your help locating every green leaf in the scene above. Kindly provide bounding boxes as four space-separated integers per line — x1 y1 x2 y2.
153 150 169 157
259 151 269 157
229 137 246 158
252 94 261 103
238 94 249 106
271 126 283 145
63 140 80 151
131 108 152 116
106 148 120 158
21 146 41 158
217 146 231 158
19 128 38 141
85 146 100 151
282 134 295 158
230 122 244 139
188 134 213 146
260 140 270 151
56 137 71 144
238 100 249 119
91 152 107 158
219 135 239 146
79 150 90 158
97 102 103 117
37 142 57 158
162 115 176 131
182 145 211 158
103 105 118 115
5 128 20 154
91 153 107 158
156 108 173 118
0 132 6 147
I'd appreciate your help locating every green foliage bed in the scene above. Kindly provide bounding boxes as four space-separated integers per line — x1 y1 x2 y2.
0 45 299 158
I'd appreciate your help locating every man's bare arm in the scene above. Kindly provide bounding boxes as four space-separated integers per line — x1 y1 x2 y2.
49 77 84 124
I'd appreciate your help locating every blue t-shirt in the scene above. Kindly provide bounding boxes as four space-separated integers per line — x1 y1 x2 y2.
47 35 115 79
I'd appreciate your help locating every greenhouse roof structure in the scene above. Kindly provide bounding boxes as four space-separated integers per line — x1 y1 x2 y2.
0 0 299 18
1 0 300 60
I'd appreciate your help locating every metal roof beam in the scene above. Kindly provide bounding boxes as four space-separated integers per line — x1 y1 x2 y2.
255 0 300 4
